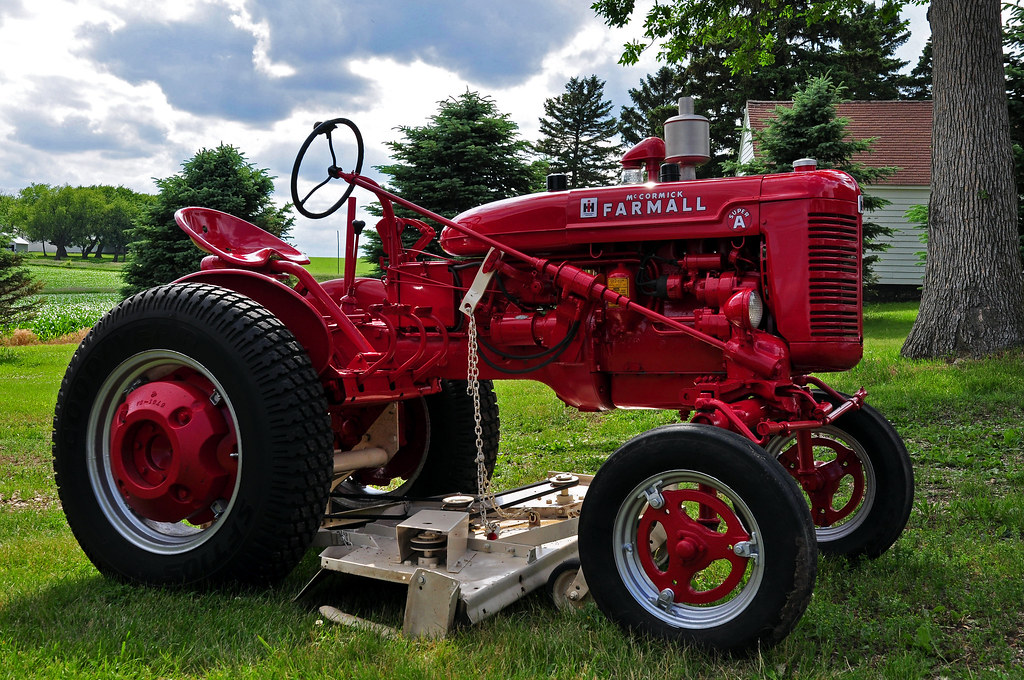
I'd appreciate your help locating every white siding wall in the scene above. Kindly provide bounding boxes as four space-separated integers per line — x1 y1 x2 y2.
866 184 929 286
738 111 755 164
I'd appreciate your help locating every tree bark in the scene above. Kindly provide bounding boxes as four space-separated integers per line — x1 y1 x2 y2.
901 0 1024 358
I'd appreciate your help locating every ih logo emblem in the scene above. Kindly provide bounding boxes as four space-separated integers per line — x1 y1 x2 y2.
580 197 598 218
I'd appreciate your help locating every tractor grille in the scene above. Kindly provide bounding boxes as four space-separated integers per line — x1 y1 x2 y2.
807 212 860 338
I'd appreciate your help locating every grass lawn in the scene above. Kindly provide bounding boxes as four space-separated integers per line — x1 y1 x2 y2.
304 255 376 281
2 304 1023 678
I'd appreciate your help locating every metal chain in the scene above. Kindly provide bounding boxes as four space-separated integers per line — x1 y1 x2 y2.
466 313 511 532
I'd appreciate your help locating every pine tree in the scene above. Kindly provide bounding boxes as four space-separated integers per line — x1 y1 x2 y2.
619 67 688 145
729 75 897 287
361 91 539 272
534 75 621 188
0 196 43 328
121 144 293 297
902 39 933 100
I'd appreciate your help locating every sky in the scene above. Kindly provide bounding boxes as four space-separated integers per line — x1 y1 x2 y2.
0 0 929 257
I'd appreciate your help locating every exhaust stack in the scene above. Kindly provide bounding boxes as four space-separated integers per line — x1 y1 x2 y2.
663 97 710 181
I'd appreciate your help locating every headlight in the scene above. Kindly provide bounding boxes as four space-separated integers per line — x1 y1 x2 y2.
724 289 763 331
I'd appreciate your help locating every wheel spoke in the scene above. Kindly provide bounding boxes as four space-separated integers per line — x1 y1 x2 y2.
636 487 751 605
779 434 867 527
327 132 338 167
299 176 333 207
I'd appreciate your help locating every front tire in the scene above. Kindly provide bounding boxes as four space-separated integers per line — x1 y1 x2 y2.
764 393 913 558
578 424 816 652
52 283 334 587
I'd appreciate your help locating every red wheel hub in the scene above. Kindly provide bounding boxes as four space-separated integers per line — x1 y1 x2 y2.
109 370 237 524
779 435 865 527
637 488 751 605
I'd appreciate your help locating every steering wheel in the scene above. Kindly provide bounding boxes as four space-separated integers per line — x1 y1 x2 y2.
290 118 364 219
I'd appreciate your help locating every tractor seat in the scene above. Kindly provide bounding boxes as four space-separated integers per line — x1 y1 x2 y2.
175 207 309 267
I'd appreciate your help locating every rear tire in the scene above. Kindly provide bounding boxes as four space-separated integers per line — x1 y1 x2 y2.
578 424 816 652
52 283 333 587
335 379 499 500
414 379 499 496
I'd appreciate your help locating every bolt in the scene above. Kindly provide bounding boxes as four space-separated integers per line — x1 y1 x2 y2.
642 484 665 510
656 588 675 611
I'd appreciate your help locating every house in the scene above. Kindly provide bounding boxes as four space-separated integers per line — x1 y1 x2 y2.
8 236 29 253
739 100 933 287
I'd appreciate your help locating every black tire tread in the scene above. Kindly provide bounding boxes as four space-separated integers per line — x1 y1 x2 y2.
578 423 816 652
409 379 499 496
53 283 333 587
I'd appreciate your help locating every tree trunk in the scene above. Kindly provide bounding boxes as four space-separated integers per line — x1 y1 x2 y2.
901 0 1024 358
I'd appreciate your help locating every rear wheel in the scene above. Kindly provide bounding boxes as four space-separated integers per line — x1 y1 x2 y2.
764 393 913 558
333 379 499 500
578 424 816 652
52 283 334 587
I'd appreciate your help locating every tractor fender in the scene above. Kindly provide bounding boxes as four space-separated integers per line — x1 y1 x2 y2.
175 269 332 374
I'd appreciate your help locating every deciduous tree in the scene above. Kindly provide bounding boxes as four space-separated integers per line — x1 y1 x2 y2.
14 184 89 260
612 1 912 177
901 0 1024 357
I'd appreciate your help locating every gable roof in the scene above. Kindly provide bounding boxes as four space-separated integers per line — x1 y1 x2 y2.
744 100 933 186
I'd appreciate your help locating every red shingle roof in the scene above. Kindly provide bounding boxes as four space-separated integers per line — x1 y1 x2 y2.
745 100 933 186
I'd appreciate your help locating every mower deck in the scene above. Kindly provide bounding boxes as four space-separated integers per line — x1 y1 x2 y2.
303 474 591 638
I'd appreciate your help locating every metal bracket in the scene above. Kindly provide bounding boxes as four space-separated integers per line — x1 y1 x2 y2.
395 510 470 572
642 484 665 510
459 248 502 317
403 569 461 639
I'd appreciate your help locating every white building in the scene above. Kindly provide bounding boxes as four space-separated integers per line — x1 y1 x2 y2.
739 100 933 287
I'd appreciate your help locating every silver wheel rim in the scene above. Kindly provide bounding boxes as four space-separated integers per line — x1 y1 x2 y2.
765 425 877 542
611 469 765 629
86 350 242 554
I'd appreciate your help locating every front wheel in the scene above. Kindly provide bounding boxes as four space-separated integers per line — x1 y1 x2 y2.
578 424 816 652
764 393 913 558
52 283 334 587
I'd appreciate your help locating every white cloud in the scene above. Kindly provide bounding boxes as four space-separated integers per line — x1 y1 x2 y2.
0 0 931 257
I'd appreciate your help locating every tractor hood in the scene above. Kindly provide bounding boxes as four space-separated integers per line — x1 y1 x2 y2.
440 170 860 256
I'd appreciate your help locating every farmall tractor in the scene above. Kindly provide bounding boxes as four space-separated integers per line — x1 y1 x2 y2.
52 99 913 651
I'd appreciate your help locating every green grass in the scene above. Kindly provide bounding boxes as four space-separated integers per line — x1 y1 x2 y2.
304 256 375 281
25 260 123 294
5 255 378 342
3 305 1024 678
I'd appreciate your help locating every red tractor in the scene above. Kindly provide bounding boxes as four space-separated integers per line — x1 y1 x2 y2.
53 99 913 651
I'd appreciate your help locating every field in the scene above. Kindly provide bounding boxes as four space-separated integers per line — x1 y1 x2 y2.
2 264 1024 677
2 255 372 342
305 256 375 281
